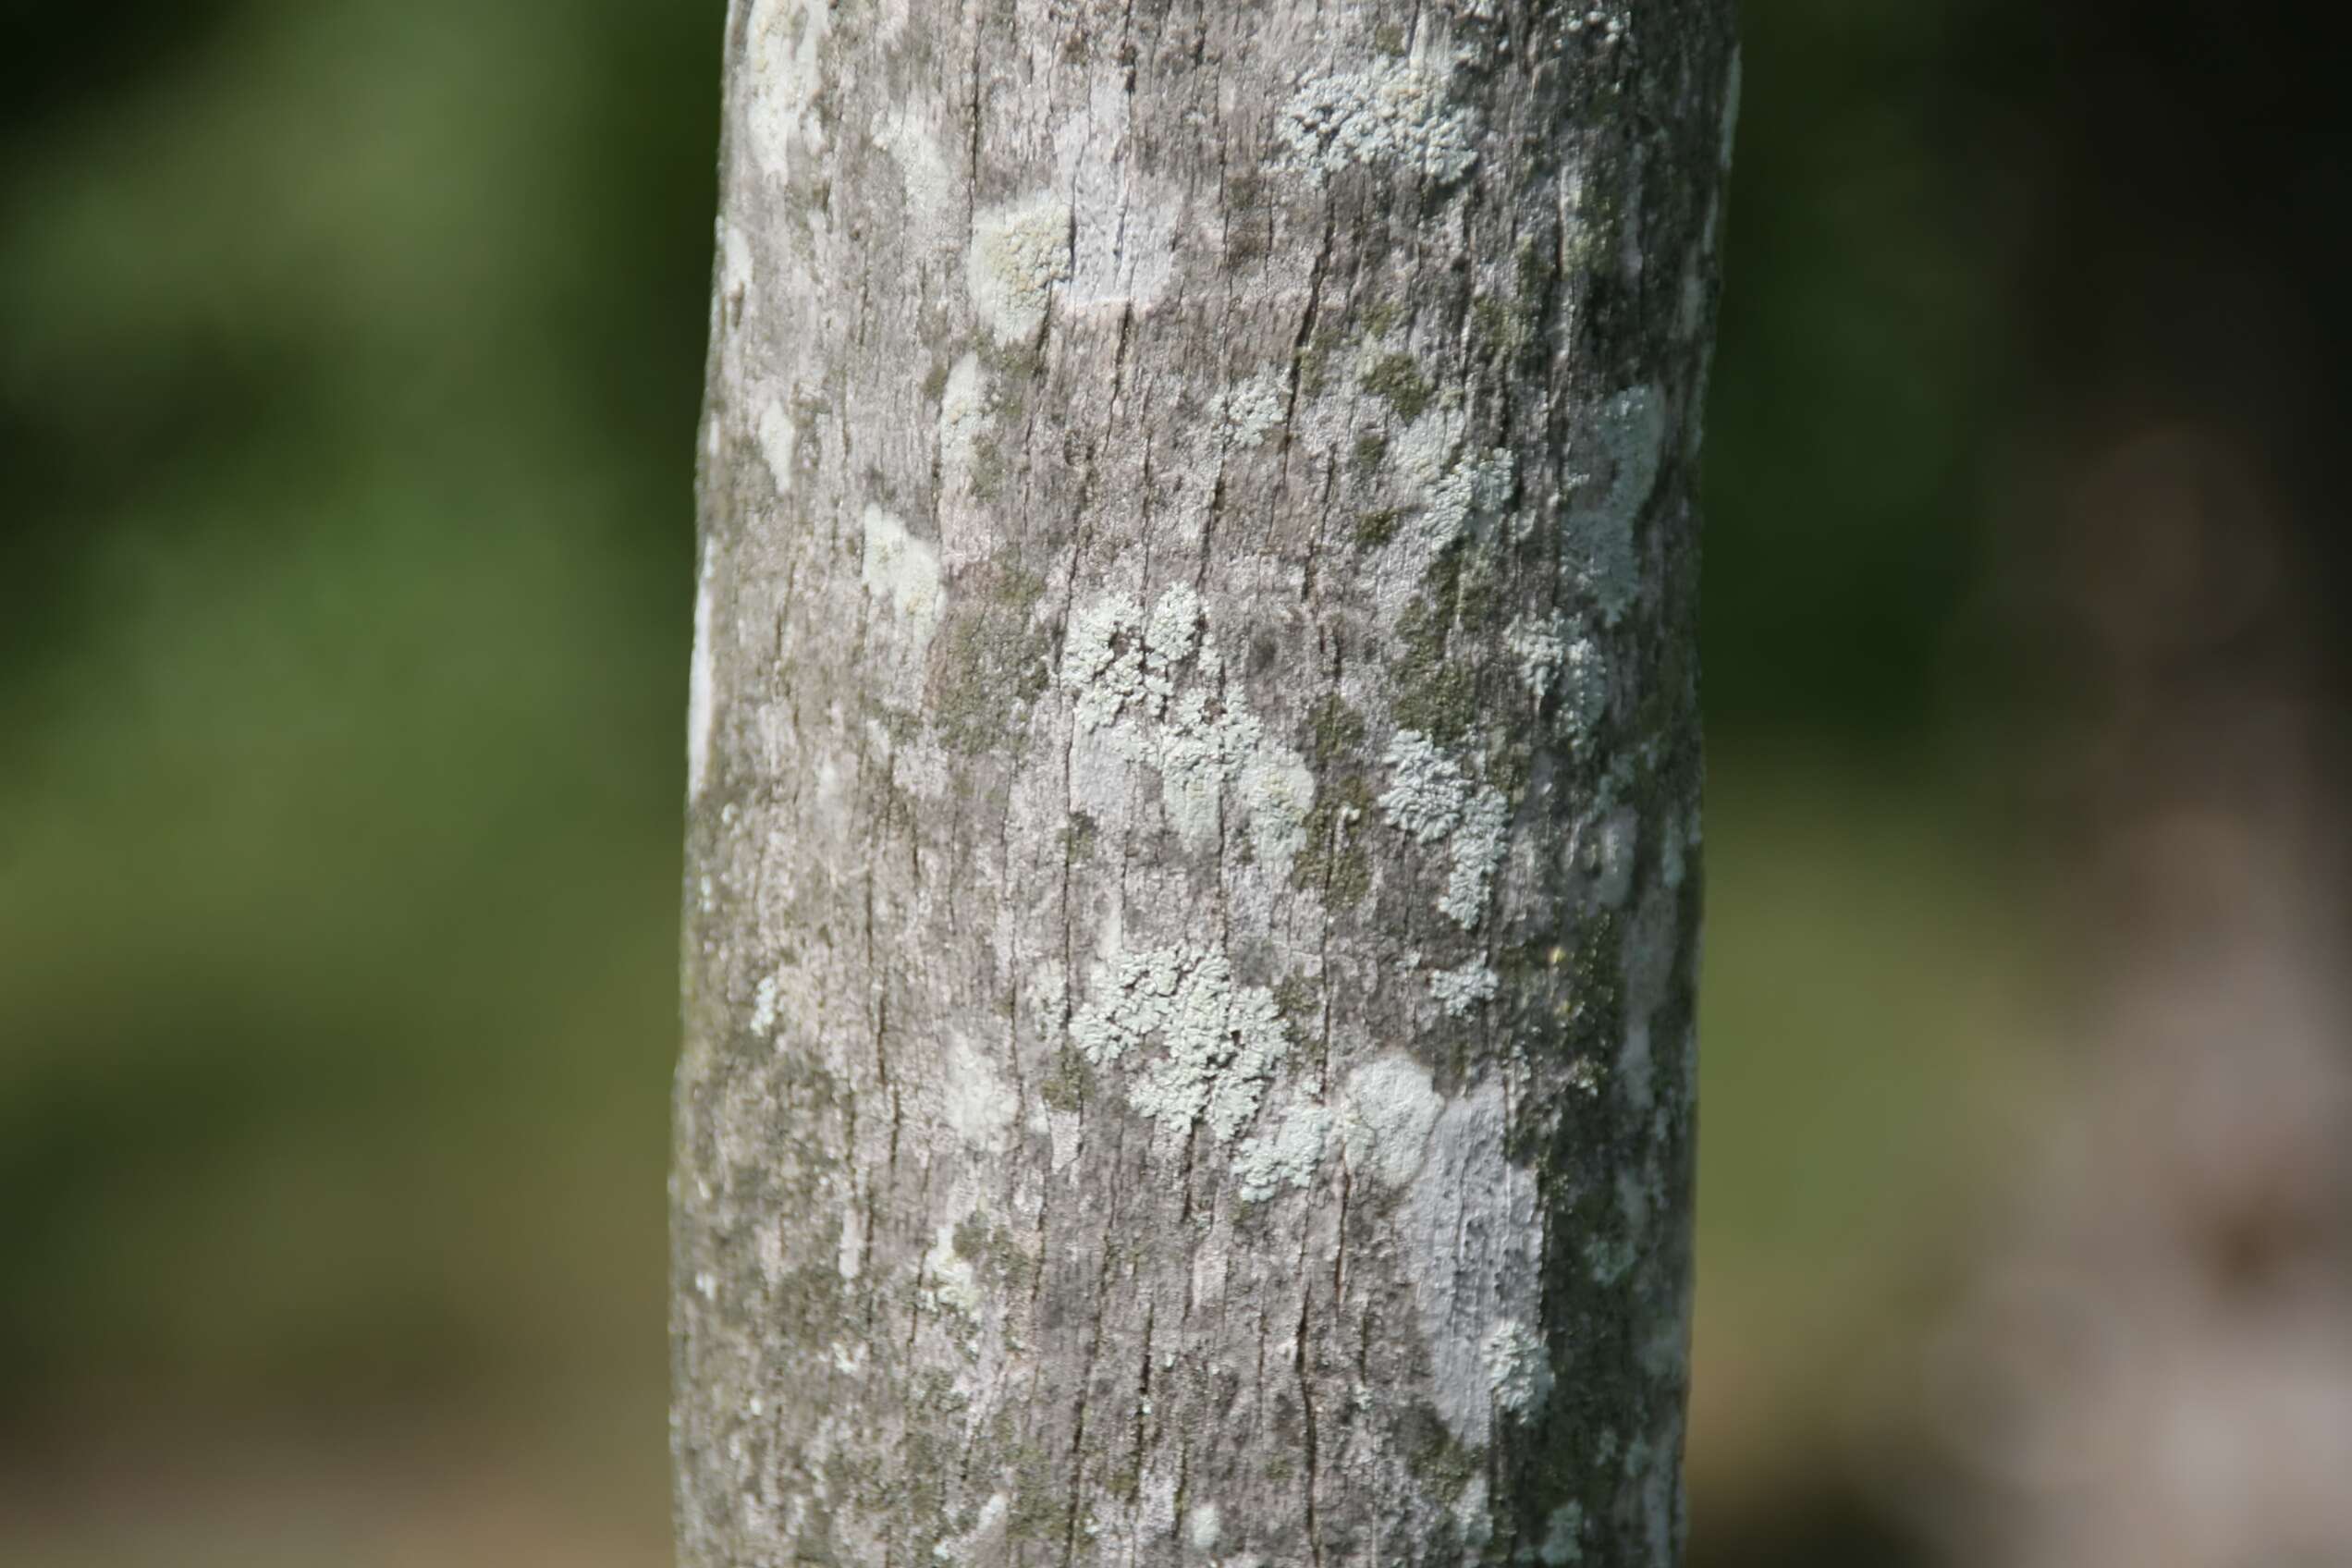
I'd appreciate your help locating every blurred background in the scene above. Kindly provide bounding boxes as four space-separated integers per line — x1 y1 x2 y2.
4 1 2346 1563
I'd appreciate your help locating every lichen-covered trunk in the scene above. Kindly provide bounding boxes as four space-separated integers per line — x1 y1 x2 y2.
674 0 1734 1562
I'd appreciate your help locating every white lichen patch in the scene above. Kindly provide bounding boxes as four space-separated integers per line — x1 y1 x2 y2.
940 1035 1017 1151
1142 584 1205 692
687 546 717 799
1429 960 1499 1017
1062 586 1198 733
1538 1501 1586 1566
1558 633 1609 738
877 108 952 236
1238 744 1317 873
1061 591 1151 732
743 0 833 180
1506 612 1572 699
1439 786 1510 927
719 217 754 308
965 193 1072 343
1071 943 1292 1144
1185 1503 1223 1551
1661 813 1688 890
756 397 798 495
1369 391 1516 554
1592 803 1639 911
1232 1100 1331 1202
1377 730 1467 842
1339 1053 1443 1186
1054 77 1179 314
837 1205 864 1281
1060 587 1316 877
1454 1474 1496 1551
1419 445 1516 550
1379 731 1512 927
938 352 988 478
1480 1318 1553 1416
1207 366 1288 448
860 505 944 649
1564 385 1667 625
922 1220 986 1319
1273 57 1479 187
1387 398 1468 497
749 974 780 1037
1403 1083 1543 1445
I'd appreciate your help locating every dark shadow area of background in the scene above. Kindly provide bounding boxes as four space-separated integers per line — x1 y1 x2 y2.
4 2 2346 1563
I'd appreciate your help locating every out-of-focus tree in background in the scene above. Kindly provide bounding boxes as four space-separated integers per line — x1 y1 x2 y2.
3 1 2345 1564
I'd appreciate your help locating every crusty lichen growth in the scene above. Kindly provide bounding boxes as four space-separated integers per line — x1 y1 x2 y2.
1482 1318 1555 1416
1429 958 1501 1016
1565 385 1670 625
1060 586 1316 877
965 192 1071 343
679 2 1727 1563
1273 56 1480 187
1232 1100 1332 1201
1439 785 1511 927
1377 729 1469 842
1071 942 1292 1144
1207 365 1290 447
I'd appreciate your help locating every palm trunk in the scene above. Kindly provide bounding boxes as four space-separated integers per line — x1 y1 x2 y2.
674 2 1735 1562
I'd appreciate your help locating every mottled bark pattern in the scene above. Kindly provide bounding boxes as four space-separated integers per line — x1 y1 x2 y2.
675 1 1733 1563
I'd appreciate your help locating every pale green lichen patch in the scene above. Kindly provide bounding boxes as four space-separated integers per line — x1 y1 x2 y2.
756 396 798 495
1403 1084 1543 1445
1207 366 1289 448
860 505 944 649
1507 612 1611 740
1071 942 1292 1143
748 974 780 1038
1504 613 1565 697
1538 1501 1586 1565
1059 587 1317 876
1438 785 1510 927
1378 729 1511 927
1563 385 1667 625
1273 57 1479 187
1480 1318 1553 1416
965 193 1072 343
921 1219 987 1321
743 0 832 180
1060 587 1195 733
938 352 989 479
1340 1054 1442 1186
1428 959 1499 1016
1232 1099 1331 1202
877 108 952 236
1376 729 1467 842
1378 401 1514 556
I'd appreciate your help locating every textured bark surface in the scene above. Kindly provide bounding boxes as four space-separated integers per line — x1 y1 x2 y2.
674 1 1734 1563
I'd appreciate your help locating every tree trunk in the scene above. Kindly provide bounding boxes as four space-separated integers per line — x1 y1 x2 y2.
674 2 1735 1563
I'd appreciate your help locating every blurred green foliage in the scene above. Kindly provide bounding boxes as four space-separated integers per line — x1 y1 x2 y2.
0 0 2088 1561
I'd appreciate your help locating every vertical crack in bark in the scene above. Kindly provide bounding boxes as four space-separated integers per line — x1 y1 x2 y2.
1293 1265 1326 1568
1056 1121 1129 1568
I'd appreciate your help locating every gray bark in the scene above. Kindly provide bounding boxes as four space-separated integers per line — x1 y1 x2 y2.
674 2 1734 1564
